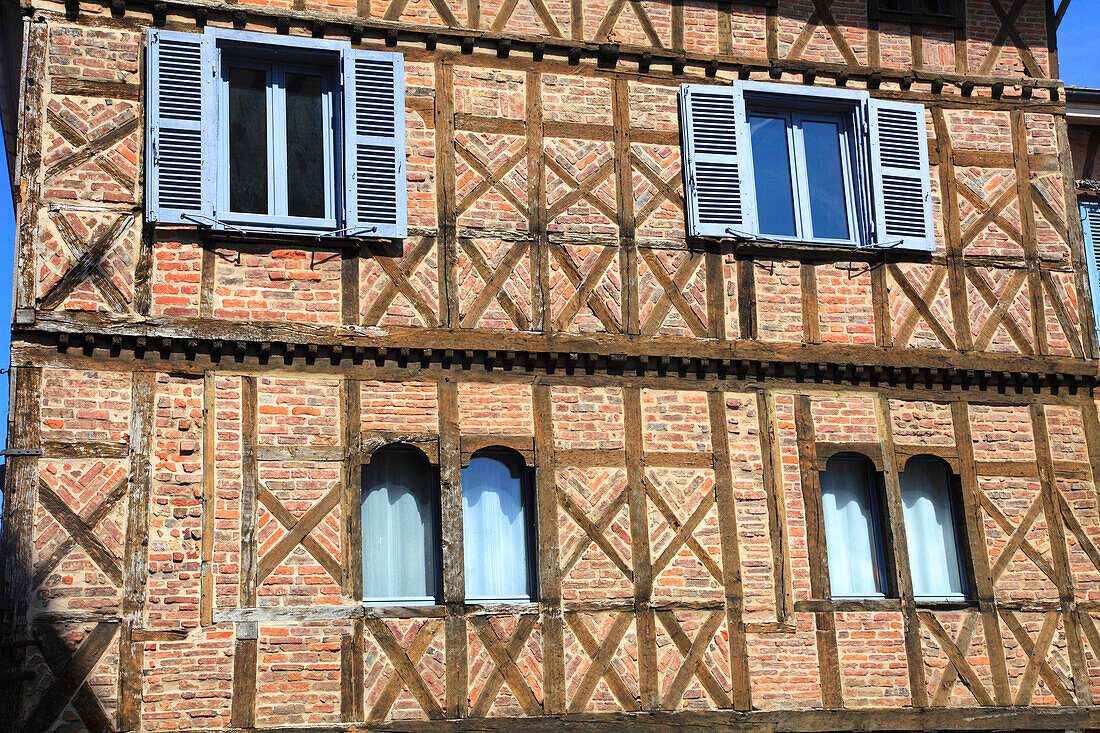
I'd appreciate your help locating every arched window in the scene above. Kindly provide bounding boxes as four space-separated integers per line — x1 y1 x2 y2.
462 448 536 603
361 444 441 604
820 453 890 598
900 456 968 601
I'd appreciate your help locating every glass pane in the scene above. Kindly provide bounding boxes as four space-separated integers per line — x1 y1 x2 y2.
802 119 851 241
923 0 949 14
900 457 965 598
749 114 797 238
285 72 326 219
462 452 531 601
362 446 439 603
821 457 883 597
228 66 269 215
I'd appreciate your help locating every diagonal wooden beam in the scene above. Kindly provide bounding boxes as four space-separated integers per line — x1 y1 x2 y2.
257 482 341 583
930 611 979 706
363 237 439 327
43 212 132 313
977 0 1032 76
257 485 342 583
47 108 134 191
656 610 728 710
1000 610 1075 706
459 239 531 330
470 616 543 715
24 621 118 733
983 493 1059 584
37 483 122 587
959 184 1021 249
967 268 1032 353
646 479 716 578
593 0 627 41
554 245 620 332
565 612 637 713
637 248 707 337
559 487 633 581
561 487 629 578
1040 270 1084 359
918 612 995 706
983 0 1043 77
367 619 443 722
43 117 139 182
455 143 530 219
627 0 664 48
550 243 623 333
470 615 539 717
455 145 529 219
32 620 115 733
460 238 531 330
365 618 445 719
33 472 128 589
891 265 952 349
545 156 618 223
631 153 683 229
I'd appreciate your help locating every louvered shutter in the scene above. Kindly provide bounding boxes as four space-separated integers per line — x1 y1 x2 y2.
1080 201 1100 348
868 98 934 251
145 30 213 224
680 84 755 239
343 49 406 239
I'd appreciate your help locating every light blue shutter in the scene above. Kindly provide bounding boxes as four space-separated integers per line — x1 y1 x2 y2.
1081 201 1100 349
680 84 755 239
868 99 934 251
145 29 214 224
343 49 406 239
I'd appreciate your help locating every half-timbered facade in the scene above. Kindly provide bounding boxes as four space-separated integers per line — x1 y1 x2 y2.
3 0 1100 730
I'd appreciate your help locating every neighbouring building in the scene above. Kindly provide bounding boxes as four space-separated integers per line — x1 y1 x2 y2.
2 0 1100 729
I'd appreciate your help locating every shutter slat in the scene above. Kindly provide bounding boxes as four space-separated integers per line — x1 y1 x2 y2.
146 30 213 224
344 49 406 238
680 85 754 238
869 98 934 251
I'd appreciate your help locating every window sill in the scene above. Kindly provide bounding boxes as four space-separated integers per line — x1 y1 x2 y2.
726 238 934 264
150 221 394 247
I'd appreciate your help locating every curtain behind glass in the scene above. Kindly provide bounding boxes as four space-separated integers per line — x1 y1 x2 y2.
362 446 439 604
821 456 883 597
900 457 965 599
462 451 531 602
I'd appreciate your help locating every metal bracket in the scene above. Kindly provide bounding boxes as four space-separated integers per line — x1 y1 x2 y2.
1 449 42 457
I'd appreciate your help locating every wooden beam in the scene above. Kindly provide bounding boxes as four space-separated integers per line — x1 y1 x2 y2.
438 379 467 718
118 370 155 732
707 391 751 710
533 384 565 714
231 376 259 729
623 387 657 709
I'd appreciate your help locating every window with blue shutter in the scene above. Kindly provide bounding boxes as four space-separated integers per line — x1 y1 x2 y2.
680 81 933 252
1081 200 1100 348
145 28 405 238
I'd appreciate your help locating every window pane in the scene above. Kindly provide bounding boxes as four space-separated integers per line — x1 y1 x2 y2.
749 114 797 238
228 66 269 215
462 452 531 601
362 446 439 603
802 119 850 241
922 0 949 14
821 457 883 597
285 72 326 219
900 457 965 598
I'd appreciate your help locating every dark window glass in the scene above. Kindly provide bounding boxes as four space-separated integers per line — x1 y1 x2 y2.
285 72 326 219
803 119 850 241
749 113 797 237
362 445 440 603
228 66 268 215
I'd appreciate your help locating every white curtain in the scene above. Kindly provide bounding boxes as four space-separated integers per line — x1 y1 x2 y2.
821 456 883 597
462 452 531 602
361 446 439 604
900 457 965 600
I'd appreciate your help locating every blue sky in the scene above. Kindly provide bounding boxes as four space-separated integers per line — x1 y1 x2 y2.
0 8 1097 453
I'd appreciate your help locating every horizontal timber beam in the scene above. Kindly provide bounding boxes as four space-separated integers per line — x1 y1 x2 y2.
31 0 1064 108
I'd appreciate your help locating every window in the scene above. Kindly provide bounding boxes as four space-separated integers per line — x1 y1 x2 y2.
899 456 968 601
145 28 406 238
1081 200 1100 349
870 0 962 26
462 448 536 603
361 445 441 604
820 454 891 598
680 81 934 252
